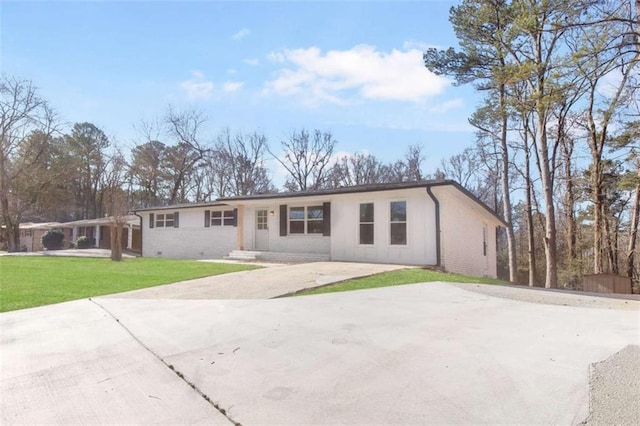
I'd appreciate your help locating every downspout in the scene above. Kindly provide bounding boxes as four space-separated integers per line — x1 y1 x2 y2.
426 186 441 267
134 212 143 257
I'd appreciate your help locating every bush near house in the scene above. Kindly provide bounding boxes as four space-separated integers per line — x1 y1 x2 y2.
41 230 65 250
76 236 91 249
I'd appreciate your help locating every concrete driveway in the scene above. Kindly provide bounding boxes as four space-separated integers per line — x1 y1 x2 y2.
2 281 638 425
106 261 407 299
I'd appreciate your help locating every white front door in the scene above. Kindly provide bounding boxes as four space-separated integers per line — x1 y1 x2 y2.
255 209 269 251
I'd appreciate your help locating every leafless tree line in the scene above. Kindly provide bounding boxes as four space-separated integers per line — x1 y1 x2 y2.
0 75 437 253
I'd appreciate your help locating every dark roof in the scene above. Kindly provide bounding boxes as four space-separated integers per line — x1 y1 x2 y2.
132 180 507 226
131 201 226 213
217 180 453 201
218 180 506 226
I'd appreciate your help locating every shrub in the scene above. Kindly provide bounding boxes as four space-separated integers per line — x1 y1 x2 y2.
41 230 65 250
76 236 91 249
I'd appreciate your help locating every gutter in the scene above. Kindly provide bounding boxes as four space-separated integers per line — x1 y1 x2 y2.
425 185 441 267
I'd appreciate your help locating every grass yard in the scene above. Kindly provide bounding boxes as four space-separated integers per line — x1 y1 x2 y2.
295 267 508 296
0 257 259 312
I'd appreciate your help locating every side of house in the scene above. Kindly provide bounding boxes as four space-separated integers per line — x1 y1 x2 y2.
431 185 498 278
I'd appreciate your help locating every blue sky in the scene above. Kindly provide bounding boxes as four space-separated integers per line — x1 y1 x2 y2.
2 0 481 181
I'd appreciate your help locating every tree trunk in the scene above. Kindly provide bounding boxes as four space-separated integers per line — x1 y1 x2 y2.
499 85 517 283
537 118 558 289
592 154 604 273
110 223 123 261
626 173 640 280
561 134 577 261
525 138 537 287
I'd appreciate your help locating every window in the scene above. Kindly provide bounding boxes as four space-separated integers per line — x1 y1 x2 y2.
289 206 323 234
289 207 305 234
211 210 235 227
256 210 268 230
390 201 407 245
483 225 488 256
307 206 324 234
359 203 374 245
156 213 174 228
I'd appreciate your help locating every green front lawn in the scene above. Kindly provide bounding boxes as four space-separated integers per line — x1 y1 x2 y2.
0 257 258 312
295 268 508 296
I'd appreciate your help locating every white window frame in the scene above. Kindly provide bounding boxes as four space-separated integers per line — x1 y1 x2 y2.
358 202 374 245
156 213 175 228
289 205 324 235
256 209 268 230
211 210 235 227
389 200 407 246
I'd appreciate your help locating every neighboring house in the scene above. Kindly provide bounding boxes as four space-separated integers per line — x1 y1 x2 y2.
58 215 141 253
17 223 72 252
134 180 507 278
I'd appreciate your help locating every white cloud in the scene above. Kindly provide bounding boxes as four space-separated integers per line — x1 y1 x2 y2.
179 71 214 100
244 58 260 66
428 98 464 113
232 28 251 40
223 81 244 93
263 44 450 105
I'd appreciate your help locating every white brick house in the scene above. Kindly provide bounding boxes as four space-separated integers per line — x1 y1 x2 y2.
134 180 506 278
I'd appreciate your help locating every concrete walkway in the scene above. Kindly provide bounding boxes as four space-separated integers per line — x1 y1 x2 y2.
106 261 408 299
2 282 638 425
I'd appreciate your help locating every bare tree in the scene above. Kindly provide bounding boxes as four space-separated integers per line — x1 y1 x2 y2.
216 128 274 196
103 148 129 261
405 144 426 181
271 129 336 191
328 152 389 187
163 107 210 203
0 76 59 251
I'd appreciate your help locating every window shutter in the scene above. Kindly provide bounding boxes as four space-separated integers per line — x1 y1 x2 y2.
233 208 238 227
322 202 331 236
279 204 287 236
174 212 179 228
204 210 210 227
149 213 154 228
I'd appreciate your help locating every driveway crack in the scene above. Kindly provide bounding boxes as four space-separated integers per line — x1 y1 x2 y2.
89 298 241 426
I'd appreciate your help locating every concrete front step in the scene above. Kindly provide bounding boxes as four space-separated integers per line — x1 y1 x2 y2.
225 250 330 264
226 250 260 261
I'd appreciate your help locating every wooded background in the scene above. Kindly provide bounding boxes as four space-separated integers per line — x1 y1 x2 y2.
2 0 638 289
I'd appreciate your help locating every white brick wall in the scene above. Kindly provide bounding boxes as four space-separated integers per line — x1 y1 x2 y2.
141 206 236 259
330 188 437 266
434 188 498 278
241 204 331 255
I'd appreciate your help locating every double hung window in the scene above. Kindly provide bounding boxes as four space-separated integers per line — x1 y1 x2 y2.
390 201 407 245
156 213 175 228
211 210 235 227
359 203 374 245
289 206 323 234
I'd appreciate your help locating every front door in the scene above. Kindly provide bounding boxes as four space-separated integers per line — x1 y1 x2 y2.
255 209 269 251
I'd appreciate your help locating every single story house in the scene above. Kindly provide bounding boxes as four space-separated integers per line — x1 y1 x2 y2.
58 215 141 253
134 180 507 278
16 222 73 252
